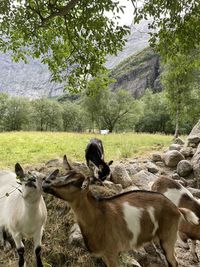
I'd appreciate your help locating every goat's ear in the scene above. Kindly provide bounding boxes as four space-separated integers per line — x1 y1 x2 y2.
15 163 25 179
108 160 113 166
81 177 90 191
63 155 73 170
47 169 59 180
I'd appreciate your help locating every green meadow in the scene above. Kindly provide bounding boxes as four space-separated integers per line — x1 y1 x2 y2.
0 131 174 169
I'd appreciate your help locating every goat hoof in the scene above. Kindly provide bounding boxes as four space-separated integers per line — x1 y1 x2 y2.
192 254 199 263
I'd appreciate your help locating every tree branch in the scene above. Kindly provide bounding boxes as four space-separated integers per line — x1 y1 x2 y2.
41 0 81 25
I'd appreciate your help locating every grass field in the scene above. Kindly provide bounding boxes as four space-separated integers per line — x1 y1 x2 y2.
0 131 175 169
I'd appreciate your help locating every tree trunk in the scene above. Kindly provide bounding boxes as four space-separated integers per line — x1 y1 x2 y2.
174 105 180 138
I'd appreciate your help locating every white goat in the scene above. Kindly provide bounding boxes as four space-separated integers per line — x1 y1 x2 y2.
42 155 199 267
0 163 48 267
151 176 200 262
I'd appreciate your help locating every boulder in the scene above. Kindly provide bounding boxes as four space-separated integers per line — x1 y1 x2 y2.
187 187 200 198
151 153 162 162
145 162 159 174
188 119 200 136
173 137 185 145
155 161 165 167
103 181 123 192
121 256 142 267
191 143 200 188
122 185 139 193
180 147 195 157
68 223 84 247
187 135 200 145
171 173 180 180
163 150 184 167
111 164 132 188
132 170 157 190
169 144 181 151
176 160 193 177
126 164 142 176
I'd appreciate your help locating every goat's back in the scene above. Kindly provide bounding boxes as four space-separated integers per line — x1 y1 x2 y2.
95 190 181 249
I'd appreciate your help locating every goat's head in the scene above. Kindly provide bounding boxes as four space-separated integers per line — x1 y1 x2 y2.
15 163 45 201
96 160 113 181
42 155 90 201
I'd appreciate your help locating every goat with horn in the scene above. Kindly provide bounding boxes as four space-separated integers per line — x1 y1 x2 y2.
42 155 199 267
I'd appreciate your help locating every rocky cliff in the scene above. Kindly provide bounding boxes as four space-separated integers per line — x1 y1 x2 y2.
110 47 162 98
0 21 151 99
0 52 64 99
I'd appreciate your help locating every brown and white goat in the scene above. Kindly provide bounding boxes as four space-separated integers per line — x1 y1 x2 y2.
151 176 200 262
42 156 198 267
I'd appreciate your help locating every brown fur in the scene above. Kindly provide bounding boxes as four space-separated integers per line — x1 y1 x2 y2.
152 176 200 261
43 165 185 267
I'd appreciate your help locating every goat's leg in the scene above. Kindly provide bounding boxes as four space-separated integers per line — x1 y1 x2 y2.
102 255 118 267
33 229 44 267
191 240 199 263
12 233 25 267
160 240 178 267
152 241 169 267
0 226 4 247
177 231 189 249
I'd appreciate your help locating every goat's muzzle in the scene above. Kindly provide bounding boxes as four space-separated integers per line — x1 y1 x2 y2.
25 181 37 188
42 180 53 193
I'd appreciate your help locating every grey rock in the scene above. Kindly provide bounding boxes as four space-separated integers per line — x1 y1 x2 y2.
121 256 142 267
103 181 123 192
186 179 197 188
68 223 84 247
132 170 157 190
126 164 142 176
177 160 193 177
188 119 200 136
151 153 162 162
173 137 185 145
155 161 165 167
191 143 200 188
187 135 200 145
111 164 132 188
180 147 194 157
145 162 159 174
171 173 180 180
188 142 197 148
163 150 184 167
187 187 200 198
122 185 139 193
169 144 181 151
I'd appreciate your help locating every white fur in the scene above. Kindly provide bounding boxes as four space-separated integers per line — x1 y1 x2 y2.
180 208 199 225
0 170 47 266
123 202 142 246
147 207 159 236
164 186 193 206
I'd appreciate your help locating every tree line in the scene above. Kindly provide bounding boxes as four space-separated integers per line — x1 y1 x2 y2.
0 83 199 134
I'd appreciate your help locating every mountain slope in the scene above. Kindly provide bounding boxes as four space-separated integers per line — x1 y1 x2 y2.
110 47 162 98
0 21 150 99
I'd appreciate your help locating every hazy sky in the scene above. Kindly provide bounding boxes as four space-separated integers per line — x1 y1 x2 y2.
118 0 135 26
106 1 135 26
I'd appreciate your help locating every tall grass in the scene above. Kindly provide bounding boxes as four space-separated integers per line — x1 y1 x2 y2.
0 132 174 169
